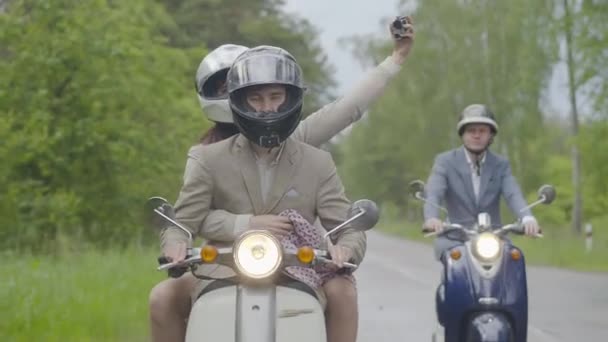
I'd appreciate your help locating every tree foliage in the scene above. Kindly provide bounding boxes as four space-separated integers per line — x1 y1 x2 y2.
156 0 335 111
340 0 557 212
0 0 203 250
0 0 337 251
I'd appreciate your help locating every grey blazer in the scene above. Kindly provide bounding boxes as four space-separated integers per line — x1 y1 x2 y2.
423 148 531 227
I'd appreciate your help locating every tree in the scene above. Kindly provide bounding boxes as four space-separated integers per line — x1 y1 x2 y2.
577 0 608 114
562 0 583 233
0 0 203 250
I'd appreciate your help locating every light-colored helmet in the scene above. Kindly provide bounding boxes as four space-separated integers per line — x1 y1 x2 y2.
195 44 248 123
456 104 499 136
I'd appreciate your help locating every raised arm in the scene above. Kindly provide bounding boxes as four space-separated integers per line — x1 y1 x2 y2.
293 16 415 147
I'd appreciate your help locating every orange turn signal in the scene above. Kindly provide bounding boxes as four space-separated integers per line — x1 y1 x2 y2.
200 245 218 263
450 250 462 260
297 246 315 264
510 249 521 261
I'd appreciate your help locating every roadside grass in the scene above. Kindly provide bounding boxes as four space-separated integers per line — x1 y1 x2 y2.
0 247 163 342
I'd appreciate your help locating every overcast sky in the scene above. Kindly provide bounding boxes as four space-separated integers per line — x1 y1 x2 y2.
283 0 404 93
283 0 577 119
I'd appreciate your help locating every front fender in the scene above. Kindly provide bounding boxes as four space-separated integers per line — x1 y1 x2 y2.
464 312 514 342
441 244 527 342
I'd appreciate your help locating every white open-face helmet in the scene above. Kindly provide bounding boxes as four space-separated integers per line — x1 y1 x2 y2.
195 44 248 123
456 104 499 136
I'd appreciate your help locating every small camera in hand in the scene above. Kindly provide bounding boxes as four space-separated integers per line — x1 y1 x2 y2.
391 16 411 40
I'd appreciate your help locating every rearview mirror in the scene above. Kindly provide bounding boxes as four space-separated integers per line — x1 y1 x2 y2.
324 199 380 239
537 185 556 205
144 196 174 231
348 199 380 231
408 180 426 200
144 196 193 240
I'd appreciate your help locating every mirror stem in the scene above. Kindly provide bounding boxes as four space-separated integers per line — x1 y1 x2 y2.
323 208 366 239
518 195 546 214
416 193 450 219
154 208 193 241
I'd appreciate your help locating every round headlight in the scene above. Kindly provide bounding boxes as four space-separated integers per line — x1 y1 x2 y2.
234 231 282 279
474 233 501 260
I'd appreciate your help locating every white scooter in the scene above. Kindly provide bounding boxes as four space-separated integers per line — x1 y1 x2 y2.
145 198 379 342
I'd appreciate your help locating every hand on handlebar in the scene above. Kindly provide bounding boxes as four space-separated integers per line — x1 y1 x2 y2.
162 241 187 264
326 239 355 269
158 241 189 277
423 218 444 233
522 217 542 237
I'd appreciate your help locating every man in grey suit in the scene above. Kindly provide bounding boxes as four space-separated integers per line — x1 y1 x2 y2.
423 104 540 259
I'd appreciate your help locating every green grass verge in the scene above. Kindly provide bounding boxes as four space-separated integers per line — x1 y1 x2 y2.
0 247 164 342
379 219 608 272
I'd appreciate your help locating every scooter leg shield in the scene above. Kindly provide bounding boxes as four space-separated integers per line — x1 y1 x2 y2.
186 285 237 341
464 312 514 342
276 286 326 341
436 283 446 326
185 285 326 342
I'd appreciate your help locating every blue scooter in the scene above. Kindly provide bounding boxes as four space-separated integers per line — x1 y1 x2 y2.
408 181 556 342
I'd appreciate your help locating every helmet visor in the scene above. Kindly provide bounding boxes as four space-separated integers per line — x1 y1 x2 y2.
227 54 303 93
198 68 229 100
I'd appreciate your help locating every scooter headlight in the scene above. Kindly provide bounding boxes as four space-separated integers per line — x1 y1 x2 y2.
234 231 282 279
473 233 501 261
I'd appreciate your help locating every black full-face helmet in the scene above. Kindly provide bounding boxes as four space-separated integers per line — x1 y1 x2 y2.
226 45 305 148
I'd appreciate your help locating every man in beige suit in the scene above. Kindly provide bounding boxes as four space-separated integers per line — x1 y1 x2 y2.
149 17 415 342
153 46 369 342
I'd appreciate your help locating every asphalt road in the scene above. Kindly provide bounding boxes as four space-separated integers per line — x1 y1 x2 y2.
356 231 608 341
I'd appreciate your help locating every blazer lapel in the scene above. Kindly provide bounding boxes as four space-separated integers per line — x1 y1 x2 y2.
478 151 497 207
264 139 299 214
235 135 264 215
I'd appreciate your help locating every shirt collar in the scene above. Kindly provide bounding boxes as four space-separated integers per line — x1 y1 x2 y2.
463 146 486 166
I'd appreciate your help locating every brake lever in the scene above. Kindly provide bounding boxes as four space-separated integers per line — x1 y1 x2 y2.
423 231 439 238
157 256 188 278
421 226 439 238
317 256 358 270
157 261 185 271
157 247 197 271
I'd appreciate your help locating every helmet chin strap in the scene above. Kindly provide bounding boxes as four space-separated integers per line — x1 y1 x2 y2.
258 134 281 148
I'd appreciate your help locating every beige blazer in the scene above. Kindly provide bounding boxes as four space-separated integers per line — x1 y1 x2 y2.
161 134 366 264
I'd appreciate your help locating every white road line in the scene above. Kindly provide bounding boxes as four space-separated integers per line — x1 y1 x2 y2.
528 325 558 342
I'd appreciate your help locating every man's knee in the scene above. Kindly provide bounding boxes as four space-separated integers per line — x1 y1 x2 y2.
149 276 194 319
324 277 357 306
149 280 176 317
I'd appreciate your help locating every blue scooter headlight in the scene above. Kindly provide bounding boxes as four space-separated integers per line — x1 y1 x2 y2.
473 233 501 261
